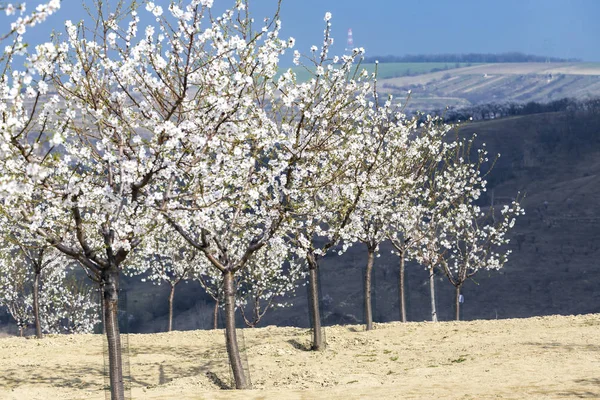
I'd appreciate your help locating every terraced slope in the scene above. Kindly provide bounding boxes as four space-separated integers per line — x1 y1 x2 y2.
380 63 600 111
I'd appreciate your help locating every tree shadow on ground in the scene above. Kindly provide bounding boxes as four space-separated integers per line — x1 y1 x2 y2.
287 339 312 351
0 337 239 394
130 343 232 389
205 371 231 389
158 364 166 385
0 365 104 391
549 378 600 398
347 326 363 333
529 377 600 398
522 341 600 352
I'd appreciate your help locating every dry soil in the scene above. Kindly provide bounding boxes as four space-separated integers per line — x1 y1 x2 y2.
1 314 599 399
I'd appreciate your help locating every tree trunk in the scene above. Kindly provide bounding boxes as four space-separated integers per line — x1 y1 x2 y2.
168 284 175 332
33 271 42 339
100 283 107 335
455 285 461 321
223 270 248 389
399 251 407 323
102 267 125 400
213 298 219 330
429 265 438 322
307 255 324 351
364 247 375 331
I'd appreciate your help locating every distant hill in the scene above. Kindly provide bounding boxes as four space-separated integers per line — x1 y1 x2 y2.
365 52 580 64
380 63 600 112
281 62 600 112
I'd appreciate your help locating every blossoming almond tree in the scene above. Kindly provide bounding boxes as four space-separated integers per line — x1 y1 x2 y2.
127 226 200 332
155 5 376 384
16 0 294 394
275 40 380 348
385 116 457 322
343 107 414 331
0 1 180 396
147 3 297 388
38 267 100 334
0 230 98 336
0 250 33 336
349 113 456 329
236 236 306 328
12 0 304 389
0 0 62 338
0 233 61 338
439 194 524 320
412 134 490 322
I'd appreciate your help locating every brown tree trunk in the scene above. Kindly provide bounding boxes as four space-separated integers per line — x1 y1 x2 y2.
213 298 219 330
364 247 375 331
429 265 438 322
223 270 248 389
168 284 175 332
102 267 125 400
307 254 324 351
100 283 107 335
33 271 42 339
399 251 407 323
455 285 461 321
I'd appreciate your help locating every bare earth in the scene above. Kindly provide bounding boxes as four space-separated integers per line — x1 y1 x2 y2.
1 314 599 399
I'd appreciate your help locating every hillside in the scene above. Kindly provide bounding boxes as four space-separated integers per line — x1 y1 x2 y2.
1 314 598 399
379 63 600 111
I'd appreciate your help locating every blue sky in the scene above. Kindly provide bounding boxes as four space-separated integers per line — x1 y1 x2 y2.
5 0 600 61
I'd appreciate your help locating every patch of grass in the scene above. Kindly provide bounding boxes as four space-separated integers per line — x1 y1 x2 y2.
347 380 359 384
383 349 392 354
390 356 399 362
451 356 468 364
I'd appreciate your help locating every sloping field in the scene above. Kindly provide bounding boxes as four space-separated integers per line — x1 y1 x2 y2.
1 314 599 399
379 63 600 108
451 62 600 76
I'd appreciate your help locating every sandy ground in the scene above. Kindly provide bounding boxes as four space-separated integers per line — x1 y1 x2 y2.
0 314 599 399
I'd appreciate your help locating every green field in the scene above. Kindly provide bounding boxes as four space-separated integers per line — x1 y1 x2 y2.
278 62 479 82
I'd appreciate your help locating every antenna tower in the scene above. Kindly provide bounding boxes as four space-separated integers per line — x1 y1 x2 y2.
346 28 353 52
